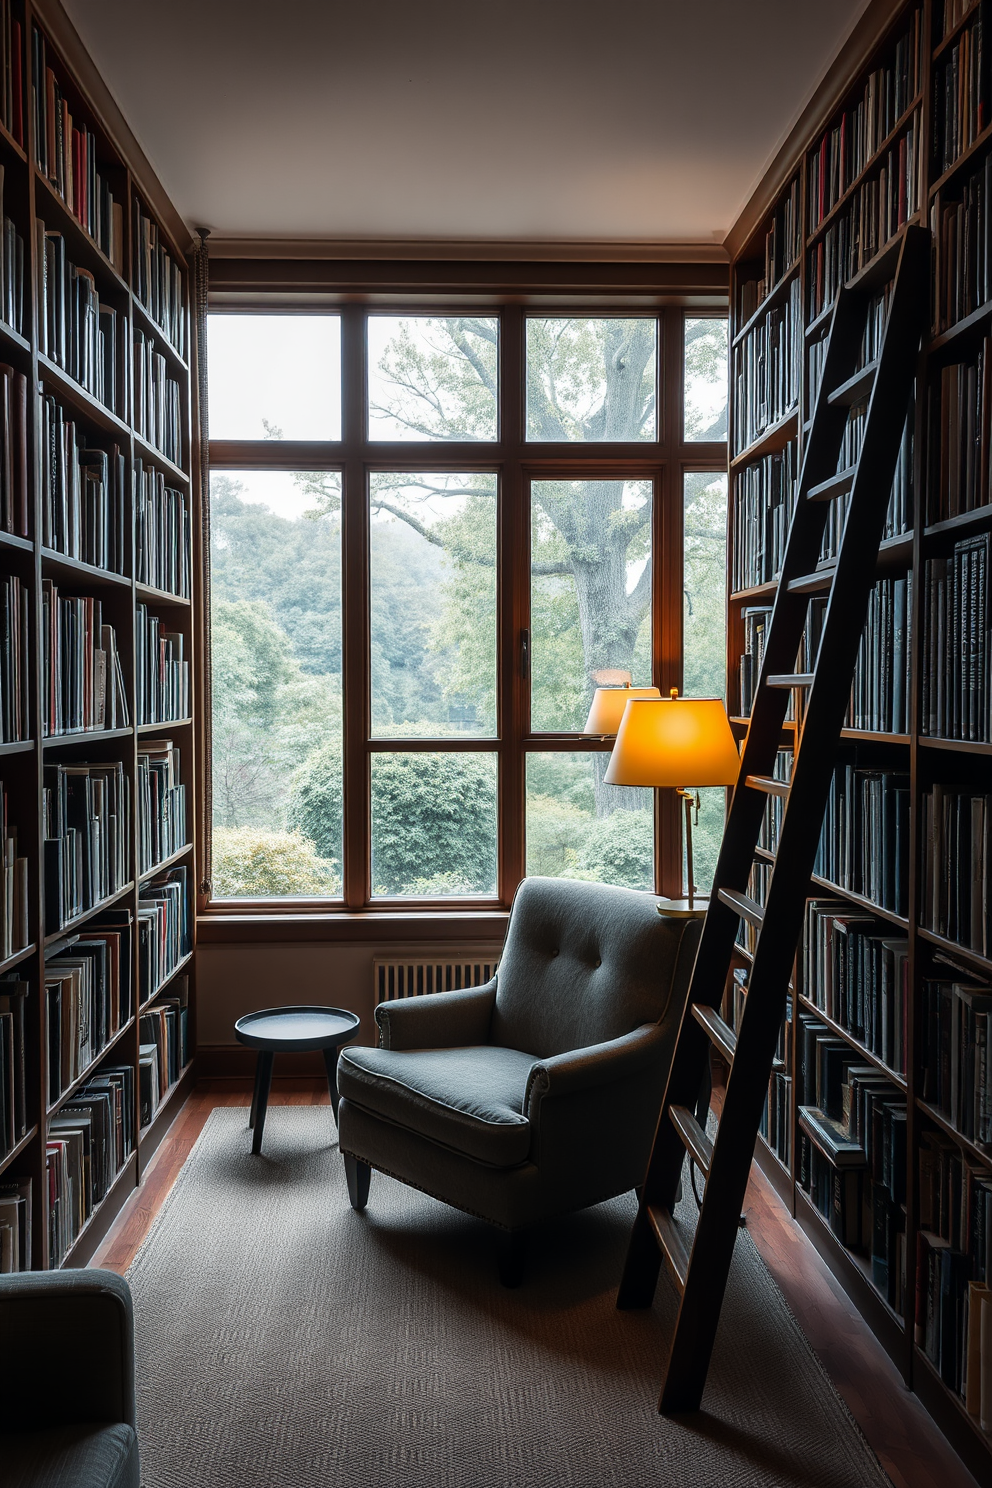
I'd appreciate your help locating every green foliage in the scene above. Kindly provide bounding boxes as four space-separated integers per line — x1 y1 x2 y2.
525 795 591 878
212 828 339 898
370 752 497 895
372 318 498 440
286 744 343 865
566 809 654 891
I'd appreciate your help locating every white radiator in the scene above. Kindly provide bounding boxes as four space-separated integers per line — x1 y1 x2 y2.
373 957 499 1002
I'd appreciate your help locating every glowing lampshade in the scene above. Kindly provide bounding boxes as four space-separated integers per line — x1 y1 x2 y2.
604 696 740 788
584 685 661 736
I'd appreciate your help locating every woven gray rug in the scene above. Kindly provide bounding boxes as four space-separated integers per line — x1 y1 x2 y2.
127 1107 891 1488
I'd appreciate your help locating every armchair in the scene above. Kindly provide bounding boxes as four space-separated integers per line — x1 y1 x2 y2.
336 876 702 1282
0 1269 140 1488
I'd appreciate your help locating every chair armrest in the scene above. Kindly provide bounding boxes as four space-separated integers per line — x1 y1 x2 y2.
523 1023 667 1111
0 1269 136 1432
375 979 498 1050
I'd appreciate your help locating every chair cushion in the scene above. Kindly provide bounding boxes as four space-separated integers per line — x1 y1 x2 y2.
491 876 695 1057
337 1044 536 1167
3 1423 139 1488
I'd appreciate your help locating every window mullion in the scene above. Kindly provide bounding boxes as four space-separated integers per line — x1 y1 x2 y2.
499 306 525 899
341 304 370 908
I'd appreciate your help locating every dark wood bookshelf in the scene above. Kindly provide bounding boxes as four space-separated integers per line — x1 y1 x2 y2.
0 1124 40 1179
43 727 134 750
134 582 191 608
725 4 992 1469
731 259 802 350
139 947 194 1011
138 841 192 884
40 547 130 587
131 430 189 485
46 1016 136 1118
933 0 983 63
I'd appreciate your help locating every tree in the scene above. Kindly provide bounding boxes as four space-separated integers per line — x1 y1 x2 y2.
212 828 338 897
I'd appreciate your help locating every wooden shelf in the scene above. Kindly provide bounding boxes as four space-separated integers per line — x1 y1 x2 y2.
916 928 992 975
794 1187 906 1341
33 168 130 300
731 260 801 348
138 842 192 884
838 728 910 745
130 294 189 372
933 1 982 62
0 1124 39 1178
44 882 136 946
135 581 191 607
929 297 992 355
140 949 194 1009
916 1098 992 1168
0 943 37 975
40 547 131 589
138 717 192 734
0 530 33 552
43 727 133 750
59 1151 138 1270
0 739 34 756
930 116 992 199
808 873 909 929
47 1016 136 1117
131 432 188 485
37 354 131 440
922 503 992 540
730 409 799 469
918 735 992 757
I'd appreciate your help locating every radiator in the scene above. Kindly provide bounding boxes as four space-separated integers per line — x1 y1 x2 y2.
373 957 499 1002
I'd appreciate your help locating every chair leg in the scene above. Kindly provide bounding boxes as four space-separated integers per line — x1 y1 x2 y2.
498 1230 528 1288
251 1051 274 1155
344 1153 371 1211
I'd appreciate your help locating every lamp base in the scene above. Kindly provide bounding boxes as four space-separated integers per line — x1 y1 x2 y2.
656 895 709 919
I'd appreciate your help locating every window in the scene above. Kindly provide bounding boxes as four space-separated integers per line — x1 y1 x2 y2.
207 306 728 907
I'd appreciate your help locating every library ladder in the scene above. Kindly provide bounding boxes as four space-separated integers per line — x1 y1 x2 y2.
616 224 930 1412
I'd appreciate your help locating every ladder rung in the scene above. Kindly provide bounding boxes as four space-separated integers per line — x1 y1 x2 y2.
717 887 764 928
766 673 814 688
646 1204 689 1290
691 1003 738 1064
826 359 878 407
787 567 835 594
669 1104 714 1176
807 467 855 502
744 773 790 797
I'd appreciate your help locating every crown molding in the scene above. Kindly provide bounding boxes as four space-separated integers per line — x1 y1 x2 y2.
204 236 730 265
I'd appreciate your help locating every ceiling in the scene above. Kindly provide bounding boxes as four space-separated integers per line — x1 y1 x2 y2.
62 0 871 251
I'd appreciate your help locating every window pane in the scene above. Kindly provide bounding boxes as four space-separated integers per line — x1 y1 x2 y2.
210 469 342 898
367 317 498 441
683 471 730 894
207 315 341 441
530 480 652 732
526 318 657 441
371 753 497 897
684 317 729 442
369 473 497 736
526 753 654 890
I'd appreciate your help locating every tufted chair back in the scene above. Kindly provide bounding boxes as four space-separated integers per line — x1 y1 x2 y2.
489 876 700 1059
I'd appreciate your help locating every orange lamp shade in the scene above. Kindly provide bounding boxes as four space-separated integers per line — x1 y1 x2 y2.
583 685 661 736
604 696 741 788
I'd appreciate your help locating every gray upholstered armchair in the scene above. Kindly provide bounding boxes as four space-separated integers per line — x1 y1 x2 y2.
336 876 702 1283
0 1269 139 1488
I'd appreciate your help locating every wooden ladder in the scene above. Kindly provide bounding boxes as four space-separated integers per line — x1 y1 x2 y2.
616 224 930 1412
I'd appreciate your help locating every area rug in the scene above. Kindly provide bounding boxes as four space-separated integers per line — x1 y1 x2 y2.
126 1107 891 1488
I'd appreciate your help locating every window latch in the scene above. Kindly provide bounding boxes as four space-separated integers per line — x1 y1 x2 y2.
520 628 530 681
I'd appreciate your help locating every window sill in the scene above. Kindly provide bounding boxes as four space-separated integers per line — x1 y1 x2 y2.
197 908 511 944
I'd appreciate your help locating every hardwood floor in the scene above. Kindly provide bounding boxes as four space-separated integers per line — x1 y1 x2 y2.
94 1079 982 1488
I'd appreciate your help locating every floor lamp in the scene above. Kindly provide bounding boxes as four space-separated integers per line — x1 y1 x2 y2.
603 689 740 910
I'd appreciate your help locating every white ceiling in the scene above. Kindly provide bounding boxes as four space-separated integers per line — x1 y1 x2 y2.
63 0 870 249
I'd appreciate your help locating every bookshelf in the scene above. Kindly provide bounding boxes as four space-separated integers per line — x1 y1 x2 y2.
0 2 196 1277
726 1 992 1470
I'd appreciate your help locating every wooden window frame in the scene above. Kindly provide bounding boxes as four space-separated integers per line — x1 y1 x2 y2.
203 288 728 919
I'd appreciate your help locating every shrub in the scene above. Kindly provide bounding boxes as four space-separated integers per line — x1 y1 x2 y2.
212 827 339 898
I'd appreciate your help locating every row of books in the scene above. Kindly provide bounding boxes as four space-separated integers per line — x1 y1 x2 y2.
0 2 23 149
43 761 130 931
0 362 27 536
926 339 992 522
0 971 26 1160
932 153 992 334
933 6 989 179
730 965 794 1167
0 171 25 336
135 462 191 598
731 277 801 456
739 606 772 717
0 1175 30 1272
0 571 28 742
798 576 913 735
797 1011 907 1311
47 1063 134 1268
137 740 187 876
41 582 128 736
37 228 118 414
136 607 189 725
757 750 791 855
133 199 186 357
921 783 991 954
45 914 132 1103
731 443 797 591
736 176 803 325
813 764 911 917
134 328 181 466
920 976 992 1145
139 981 189 1108
806 9 923 232
804 897 909 1075
31 28 124 272
920 534 990 742
0 782 28 962
736 859 770 957
40 393 126 572
806 121 921 325
813 418 914 563
138 866 190 1005
915 1127 992 1419
943 0 978 38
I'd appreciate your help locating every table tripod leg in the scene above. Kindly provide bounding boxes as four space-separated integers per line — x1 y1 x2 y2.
323 1046 342 1122
251 1051 274 1154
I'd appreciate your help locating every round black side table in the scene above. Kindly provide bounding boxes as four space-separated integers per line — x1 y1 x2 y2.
234 1005 360 1154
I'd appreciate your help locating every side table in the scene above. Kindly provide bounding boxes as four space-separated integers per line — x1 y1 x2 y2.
234 1005 360 1154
